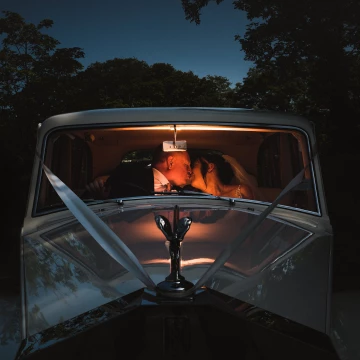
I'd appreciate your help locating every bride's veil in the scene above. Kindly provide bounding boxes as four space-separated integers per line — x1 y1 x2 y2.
222 155 262 200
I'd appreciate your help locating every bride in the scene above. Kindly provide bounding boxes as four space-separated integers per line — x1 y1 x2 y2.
190 152 259 200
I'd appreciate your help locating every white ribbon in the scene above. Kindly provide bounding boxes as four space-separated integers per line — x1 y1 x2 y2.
39 157 156 290
184 165 310 296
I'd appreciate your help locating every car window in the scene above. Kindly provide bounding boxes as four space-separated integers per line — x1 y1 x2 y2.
36 124 318 214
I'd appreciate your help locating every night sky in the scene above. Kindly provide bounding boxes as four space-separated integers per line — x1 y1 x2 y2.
2 0 253 86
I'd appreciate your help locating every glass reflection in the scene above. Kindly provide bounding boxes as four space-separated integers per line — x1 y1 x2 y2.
0 295 21 360
24 236 125 336
223 236 331 333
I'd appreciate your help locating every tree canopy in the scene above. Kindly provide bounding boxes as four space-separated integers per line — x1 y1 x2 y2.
181 0 360 135
0 10 85 168
0 11 84 112
75 58 233 109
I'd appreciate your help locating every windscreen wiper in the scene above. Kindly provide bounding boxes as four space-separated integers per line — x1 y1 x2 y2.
83 190 218 204
82 198 124 205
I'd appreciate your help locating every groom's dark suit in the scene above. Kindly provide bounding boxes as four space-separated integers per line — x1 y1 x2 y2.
106 162 155 198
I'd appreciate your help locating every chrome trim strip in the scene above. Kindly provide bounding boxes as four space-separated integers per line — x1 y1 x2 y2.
262 232 314 273
326 235 334 335
20 234 27 340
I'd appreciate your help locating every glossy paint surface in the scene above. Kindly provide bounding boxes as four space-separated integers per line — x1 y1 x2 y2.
22 203 330 336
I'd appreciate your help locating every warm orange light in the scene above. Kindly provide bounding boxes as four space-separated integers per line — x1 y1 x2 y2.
142 258 256 274
106 125 283 132
142 258 215 266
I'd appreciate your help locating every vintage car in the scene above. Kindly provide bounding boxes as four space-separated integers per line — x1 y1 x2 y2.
1 108 350 359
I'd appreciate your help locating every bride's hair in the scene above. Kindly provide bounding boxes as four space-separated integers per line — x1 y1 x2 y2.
192 152 234 185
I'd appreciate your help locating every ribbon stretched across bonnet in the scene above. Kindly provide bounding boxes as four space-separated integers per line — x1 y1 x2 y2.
36 152 156 290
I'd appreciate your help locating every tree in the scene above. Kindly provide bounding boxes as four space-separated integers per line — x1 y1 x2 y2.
181 0 360 136
232 62 317 113
0 10 85 163
74 57 151 109
201 75 233 106
181 0 224 25
75 57 234 108
0 11 84 113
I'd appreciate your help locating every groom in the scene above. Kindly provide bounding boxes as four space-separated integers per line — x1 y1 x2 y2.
85 144 193 199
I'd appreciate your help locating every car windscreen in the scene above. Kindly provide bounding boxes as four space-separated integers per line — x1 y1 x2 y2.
35 124 318 214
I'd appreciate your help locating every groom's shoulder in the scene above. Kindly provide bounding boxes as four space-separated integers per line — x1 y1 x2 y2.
109 161 152 183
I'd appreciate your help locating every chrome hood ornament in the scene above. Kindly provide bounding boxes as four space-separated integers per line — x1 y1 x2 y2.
155 205 194 296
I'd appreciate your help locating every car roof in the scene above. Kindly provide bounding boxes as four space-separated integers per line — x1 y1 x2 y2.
39 107 314 135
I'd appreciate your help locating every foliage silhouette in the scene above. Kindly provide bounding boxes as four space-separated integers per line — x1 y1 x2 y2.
181 0 360 143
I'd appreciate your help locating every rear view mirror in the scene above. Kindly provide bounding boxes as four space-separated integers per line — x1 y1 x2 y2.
163 125 187 152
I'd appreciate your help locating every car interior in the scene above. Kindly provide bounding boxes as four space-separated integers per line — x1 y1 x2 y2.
37 124 318 214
